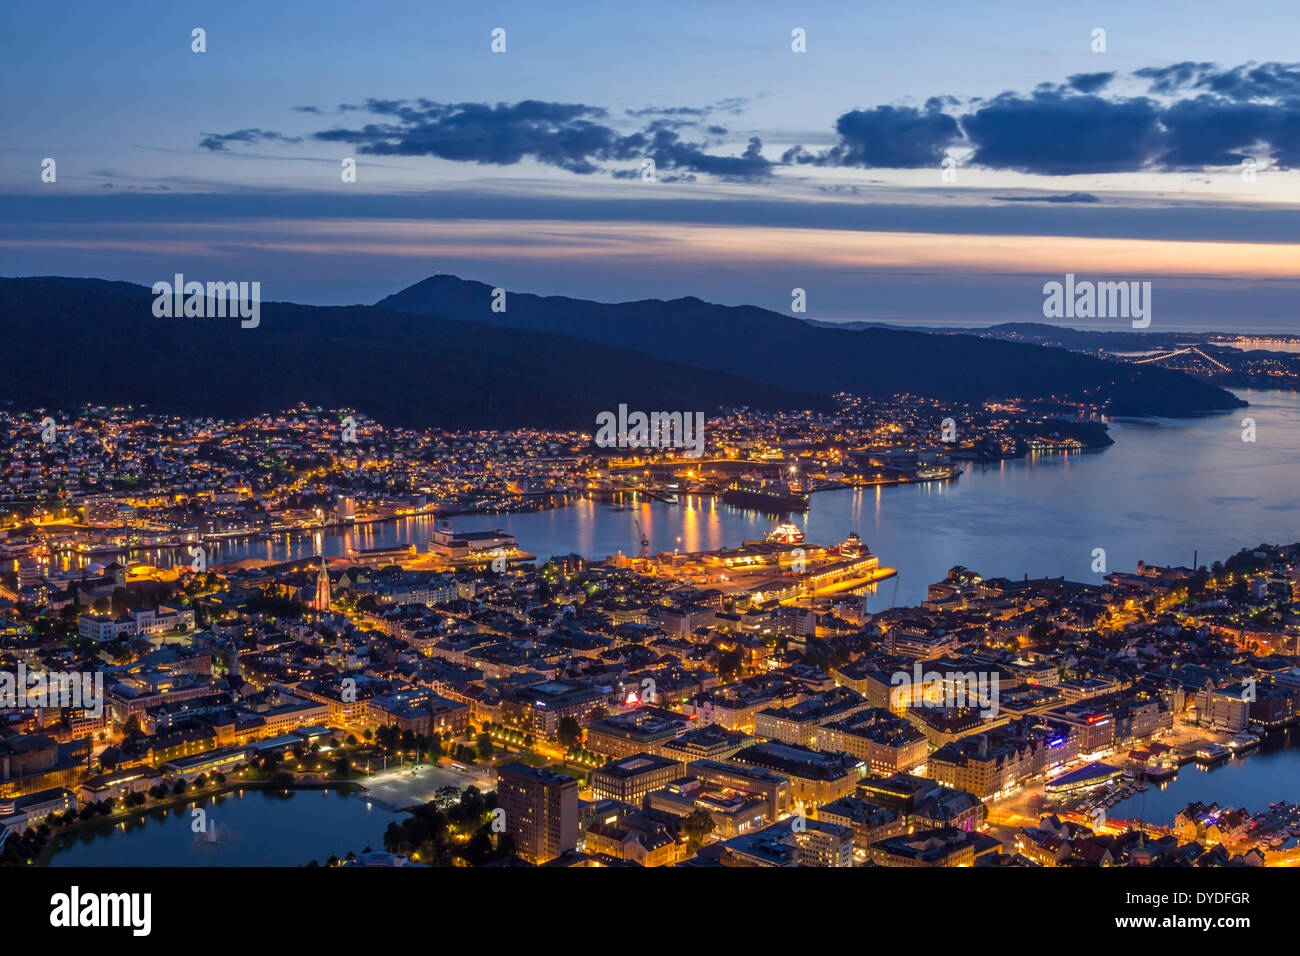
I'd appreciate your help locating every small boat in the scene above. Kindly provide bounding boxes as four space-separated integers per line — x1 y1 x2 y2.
1196 743 1231 764
765 522 807 544
1146 764 1177 781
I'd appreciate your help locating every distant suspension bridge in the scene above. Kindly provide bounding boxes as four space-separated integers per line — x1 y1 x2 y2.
1128 347 1231 372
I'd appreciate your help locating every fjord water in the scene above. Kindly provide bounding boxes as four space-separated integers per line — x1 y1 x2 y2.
217 388 1299 607
1109 729 1300 827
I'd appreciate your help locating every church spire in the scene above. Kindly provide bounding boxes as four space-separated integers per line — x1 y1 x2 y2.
313 507 330 612
315 555 331 612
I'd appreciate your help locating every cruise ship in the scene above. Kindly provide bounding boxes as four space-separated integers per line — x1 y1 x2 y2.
721 479 810 513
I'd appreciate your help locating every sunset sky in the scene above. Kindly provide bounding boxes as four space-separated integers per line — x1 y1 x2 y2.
4 0 1300 329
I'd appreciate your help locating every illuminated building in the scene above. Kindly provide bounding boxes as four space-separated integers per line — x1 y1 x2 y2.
868 827 1001 867
726 741 864 806
314 556 331 612
585 708 688 759
496 763 579 864
590 753 682 804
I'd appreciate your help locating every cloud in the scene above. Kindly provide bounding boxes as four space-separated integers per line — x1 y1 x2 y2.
783 104 961 168
1157 95 1300 168
199 128 304 151
222 98 777 180
961 91 1165 175
626 96 750 119
198 63 1300 180
992 193 1100 203
1065 72 1115 94
311 99 629 174
803 60 1300 175
1135 61 1300 100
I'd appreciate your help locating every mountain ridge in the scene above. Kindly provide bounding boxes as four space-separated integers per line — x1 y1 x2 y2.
0 276 828 428
376 275 1246 416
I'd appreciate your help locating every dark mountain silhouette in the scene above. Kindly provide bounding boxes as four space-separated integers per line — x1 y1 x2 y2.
377 276 1245 416
0 277 828 428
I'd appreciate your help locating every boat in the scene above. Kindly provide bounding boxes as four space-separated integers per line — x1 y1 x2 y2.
1228 732 1260 752
81 543 127 555
764 522 806 545
1195 742 1231 764
1145 761 1178 781
721 479 810 513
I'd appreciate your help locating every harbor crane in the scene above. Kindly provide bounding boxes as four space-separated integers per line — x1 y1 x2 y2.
634 518 650 559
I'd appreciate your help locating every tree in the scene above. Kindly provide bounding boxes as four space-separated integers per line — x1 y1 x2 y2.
556 716 582 749
680 808 715 851
476 733 494 759
716 648 744 681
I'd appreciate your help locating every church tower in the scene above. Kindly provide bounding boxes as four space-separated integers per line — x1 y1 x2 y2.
314 555 331 612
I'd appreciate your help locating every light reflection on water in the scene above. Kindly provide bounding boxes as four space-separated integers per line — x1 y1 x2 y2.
55 389 1300 608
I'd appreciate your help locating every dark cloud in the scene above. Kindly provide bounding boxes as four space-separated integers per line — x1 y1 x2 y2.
626 97 749 118
650 132 770 180
784 105 961 168
200 63 1300 180
1158 95 1300 167
13 190 1300 248
1135 61 1300 100
626 106 707 118
199 128 303 151
310 100 627 174
772 60 1300 175
306 98 772 179
1065 72 1115 94
802 60 1300 175
961 91 1165 175
992 192 1100 203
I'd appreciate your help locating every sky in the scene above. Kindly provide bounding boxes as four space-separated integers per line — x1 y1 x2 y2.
3 0 1300 330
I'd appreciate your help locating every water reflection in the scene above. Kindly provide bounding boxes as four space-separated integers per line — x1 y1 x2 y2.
50 390 1300 608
